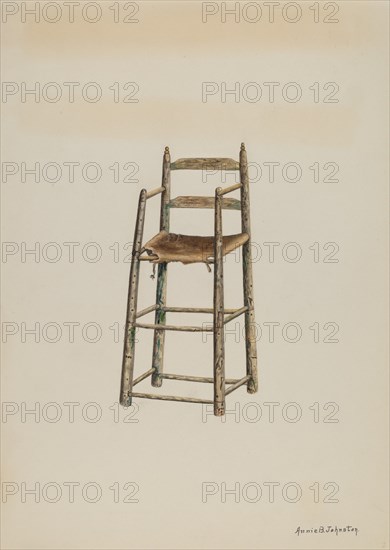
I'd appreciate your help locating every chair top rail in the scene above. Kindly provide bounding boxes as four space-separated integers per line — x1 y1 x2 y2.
170 158 239 171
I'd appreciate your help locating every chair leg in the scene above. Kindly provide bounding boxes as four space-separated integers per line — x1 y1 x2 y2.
120 190 147 406
240 143 258 393
213 188 225 416
242 244 258 393
151 262 168 387
152 146 171 387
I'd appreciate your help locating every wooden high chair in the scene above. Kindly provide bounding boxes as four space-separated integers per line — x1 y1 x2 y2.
119 143 258 416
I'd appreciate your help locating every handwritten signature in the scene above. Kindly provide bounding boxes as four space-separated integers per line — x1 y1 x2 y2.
295 525 359 536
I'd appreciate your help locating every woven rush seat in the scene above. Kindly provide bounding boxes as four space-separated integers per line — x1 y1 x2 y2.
143 230 249 264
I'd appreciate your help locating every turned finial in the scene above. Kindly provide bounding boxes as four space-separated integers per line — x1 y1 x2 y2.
241 142 246 151
164 146 170 153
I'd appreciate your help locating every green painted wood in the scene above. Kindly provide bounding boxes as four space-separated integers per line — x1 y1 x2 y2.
169 195 241 210
136 322 212 332
171 157 239 171
151 147 171 387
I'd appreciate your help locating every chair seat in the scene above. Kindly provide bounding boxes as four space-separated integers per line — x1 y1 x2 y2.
143 230 249 264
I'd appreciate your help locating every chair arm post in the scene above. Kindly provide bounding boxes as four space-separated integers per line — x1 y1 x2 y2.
120 187 147 406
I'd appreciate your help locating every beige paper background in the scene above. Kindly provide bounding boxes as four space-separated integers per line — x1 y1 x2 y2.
1 1 389 549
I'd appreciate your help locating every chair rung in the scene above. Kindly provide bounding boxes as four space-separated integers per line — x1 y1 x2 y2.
136 304 158 318
161 373 241 384
170 158 239 171
163 306 238 314
169 196 241 210
224 306 248 324
133 368 156 386
131 392 213 404
225 375 250 396
135 322 212 332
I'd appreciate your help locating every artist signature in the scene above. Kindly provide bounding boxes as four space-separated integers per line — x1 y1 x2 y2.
295 525 359 536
